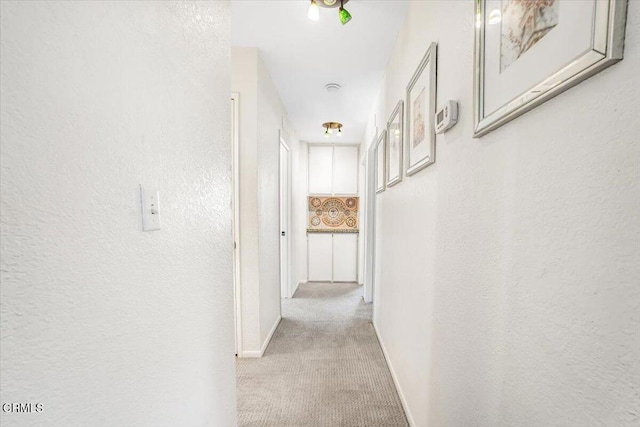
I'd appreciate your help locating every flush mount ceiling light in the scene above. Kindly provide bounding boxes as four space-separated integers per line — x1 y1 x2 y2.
308 0 352 25
323 122 343 138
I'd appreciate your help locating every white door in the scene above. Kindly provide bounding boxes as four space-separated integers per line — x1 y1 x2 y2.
231 93 242 355
333 234 358 282
279 138 292 298
308 233 333 281
333 146 359 195
308 145 333 194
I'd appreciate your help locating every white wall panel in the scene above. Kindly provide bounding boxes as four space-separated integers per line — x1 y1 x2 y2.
333 234 358 282
367 2 640 426
0 2 236 425
333 146 359 194
308 146 333 194
307 234 333 281
294 143 309 287
256 56 285 348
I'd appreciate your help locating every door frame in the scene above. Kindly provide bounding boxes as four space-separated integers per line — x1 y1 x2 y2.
231 93 243 356
363 132 378 304
279 133 293 299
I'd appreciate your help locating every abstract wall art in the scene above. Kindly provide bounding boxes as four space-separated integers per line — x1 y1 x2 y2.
307 196 359 233
500 0 560 72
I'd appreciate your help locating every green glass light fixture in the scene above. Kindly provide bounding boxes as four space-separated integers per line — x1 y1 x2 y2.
339 0 352 25
308 0 352 25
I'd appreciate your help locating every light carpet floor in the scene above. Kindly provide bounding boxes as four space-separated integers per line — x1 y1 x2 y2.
236 282 409 427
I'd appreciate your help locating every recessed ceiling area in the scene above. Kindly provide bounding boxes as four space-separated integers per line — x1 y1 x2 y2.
231 0 409 144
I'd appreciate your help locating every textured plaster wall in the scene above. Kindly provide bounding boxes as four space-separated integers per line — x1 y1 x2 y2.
256 55 284 344
362 94 385 301
232 47 262 352
358 146 366 286
0 1 237 426
294 141 309 287
232 47 299 353
368 1 640 426
281 118 306 296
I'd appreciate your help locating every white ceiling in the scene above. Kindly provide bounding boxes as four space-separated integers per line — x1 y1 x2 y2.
232 0 408 144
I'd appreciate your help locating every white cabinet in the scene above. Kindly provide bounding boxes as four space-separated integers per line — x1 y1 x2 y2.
308 146 333 194
308 145 359 195
308 233 333 281
307 144 360 283
333 234 358 282
333 146 359 195
307 233 358 282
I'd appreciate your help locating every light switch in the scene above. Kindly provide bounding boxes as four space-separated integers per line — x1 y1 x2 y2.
140 185 160 231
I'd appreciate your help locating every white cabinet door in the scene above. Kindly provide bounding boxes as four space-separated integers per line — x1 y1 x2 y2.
308 233 333 281
333 146 359 195
308 146 333 194
332 233 358 282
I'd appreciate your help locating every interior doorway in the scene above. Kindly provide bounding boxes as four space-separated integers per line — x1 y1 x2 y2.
231 93 242 356
279 135 292 299
363 133 378 304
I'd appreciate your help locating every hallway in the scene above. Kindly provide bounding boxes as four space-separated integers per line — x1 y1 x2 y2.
236 282 408 427
1 2 638 425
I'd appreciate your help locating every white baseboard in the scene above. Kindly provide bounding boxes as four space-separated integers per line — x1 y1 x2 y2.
373 322 416 427
241 315 281 358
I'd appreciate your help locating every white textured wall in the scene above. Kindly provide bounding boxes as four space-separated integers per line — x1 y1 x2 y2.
0 1 236 426
358 149 366 285
232 47 262 352
281 118 306 296
294 142 309 287
232 48 298 354
256 55 284 344
364 88 386 304
368 1 640 426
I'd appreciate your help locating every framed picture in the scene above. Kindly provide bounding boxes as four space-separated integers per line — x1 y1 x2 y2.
307 196 359 233
406 42 437 176
375 130 386 194
386 100 403 187
474 0 628 137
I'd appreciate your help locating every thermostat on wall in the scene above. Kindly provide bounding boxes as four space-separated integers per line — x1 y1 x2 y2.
435 101 458 134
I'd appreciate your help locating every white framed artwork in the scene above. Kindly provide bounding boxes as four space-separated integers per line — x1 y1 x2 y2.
406 42 437 176
375 130 386 194
474 0 628 137
386 100 403 187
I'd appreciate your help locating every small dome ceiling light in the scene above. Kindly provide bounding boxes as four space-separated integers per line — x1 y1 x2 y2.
323 0 337 5
322 122 343 138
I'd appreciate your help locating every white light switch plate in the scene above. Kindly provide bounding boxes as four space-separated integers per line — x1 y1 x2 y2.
140 185 160 231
